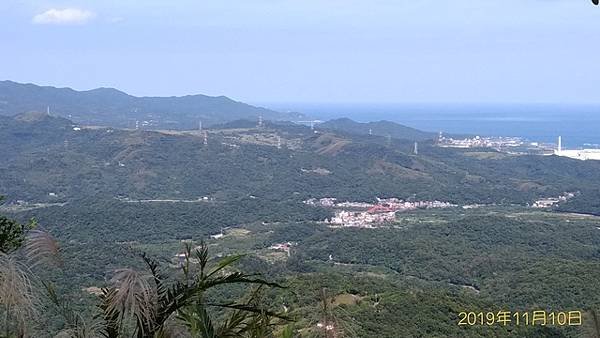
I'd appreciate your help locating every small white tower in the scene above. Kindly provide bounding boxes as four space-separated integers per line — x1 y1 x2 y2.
198 120 202 132
557 136 562 155
203 131 208 146
414 142 418 155
258 115 263 128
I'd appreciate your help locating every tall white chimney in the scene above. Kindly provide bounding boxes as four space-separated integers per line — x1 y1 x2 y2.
558 136 562 154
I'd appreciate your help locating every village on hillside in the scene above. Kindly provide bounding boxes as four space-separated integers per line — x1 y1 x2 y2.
304 197 457 228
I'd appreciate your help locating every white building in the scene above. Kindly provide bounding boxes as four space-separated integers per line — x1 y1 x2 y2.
555 136 600 161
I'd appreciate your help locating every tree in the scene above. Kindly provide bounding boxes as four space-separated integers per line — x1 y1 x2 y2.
50 241 289 337
0 196 35 253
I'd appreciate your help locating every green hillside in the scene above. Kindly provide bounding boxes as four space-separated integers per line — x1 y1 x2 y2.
2 114 600 337
319 117 437 141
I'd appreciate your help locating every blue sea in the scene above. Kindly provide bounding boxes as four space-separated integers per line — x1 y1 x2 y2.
265 103 600 149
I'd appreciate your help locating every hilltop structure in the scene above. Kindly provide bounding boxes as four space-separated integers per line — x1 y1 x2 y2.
555 136 600 161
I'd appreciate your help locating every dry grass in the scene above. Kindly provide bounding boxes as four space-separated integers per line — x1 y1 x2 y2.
25 230 62 268
0 253 38 328
107 268 156 330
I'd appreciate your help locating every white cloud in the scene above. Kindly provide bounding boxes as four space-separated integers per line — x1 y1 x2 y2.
32 8 95 25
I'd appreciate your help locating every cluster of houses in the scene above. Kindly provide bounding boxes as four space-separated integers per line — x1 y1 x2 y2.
326 210 396 228
305 197 457 228
268 242 296 256
304 197 455 210
438 134 523 150
531 192 575 209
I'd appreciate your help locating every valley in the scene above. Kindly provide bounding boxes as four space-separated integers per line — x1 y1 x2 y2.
2 1 599 336
2 111 600 336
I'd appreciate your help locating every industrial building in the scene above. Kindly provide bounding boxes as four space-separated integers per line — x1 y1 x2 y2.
555 136 600 161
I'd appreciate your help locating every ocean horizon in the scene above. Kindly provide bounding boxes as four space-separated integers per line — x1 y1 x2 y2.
263 103 600 149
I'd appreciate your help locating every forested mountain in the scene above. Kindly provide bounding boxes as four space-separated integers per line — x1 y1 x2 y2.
2 113 600 209
3 113 600 337
318 117 438 141
0 80 304 129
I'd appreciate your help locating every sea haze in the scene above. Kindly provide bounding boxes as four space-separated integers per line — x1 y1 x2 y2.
264 103 600 149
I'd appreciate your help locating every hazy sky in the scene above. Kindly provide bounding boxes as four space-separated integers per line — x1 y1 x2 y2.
1 0 599 104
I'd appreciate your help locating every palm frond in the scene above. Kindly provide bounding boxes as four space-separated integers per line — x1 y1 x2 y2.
193 242 209 280
181 243 193 281
155 280 200 326
244 310 273 338
210 287 289 338
204 255 244 281
215 307 281 338
201 272 285 290
98 288 120 338
217 287 265 336
207 303 289 322
141 253 168 301
279 324 294 338
178 303 216 338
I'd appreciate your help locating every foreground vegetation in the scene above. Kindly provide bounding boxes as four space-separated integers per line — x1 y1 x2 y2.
1 202 293 337
3 200 600 337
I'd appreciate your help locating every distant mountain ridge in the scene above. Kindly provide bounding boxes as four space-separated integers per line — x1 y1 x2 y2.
318 118 437 141
0 80 305 129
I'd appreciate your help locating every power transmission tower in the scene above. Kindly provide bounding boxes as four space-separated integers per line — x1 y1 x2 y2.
258 115 263 128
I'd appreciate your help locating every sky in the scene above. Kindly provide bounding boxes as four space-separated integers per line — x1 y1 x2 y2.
0 0 599 104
